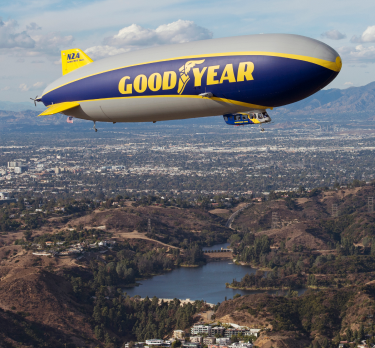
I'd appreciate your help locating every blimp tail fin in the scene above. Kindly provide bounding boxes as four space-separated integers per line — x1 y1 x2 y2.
38 102 80 116
61 49 93 75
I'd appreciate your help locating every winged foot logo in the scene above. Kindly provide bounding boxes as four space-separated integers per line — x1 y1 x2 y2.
178 60 205 94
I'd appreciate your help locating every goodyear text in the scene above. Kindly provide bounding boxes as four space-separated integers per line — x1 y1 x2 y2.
118 59 254 95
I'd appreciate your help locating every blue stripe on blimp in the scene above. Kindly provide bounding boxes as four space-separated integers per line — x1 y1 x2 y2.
42 55 338 108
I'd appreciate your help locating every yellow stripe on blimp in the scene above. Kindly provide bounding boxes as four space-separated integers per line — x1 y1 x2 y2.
38 102 80 116
41 52 342 97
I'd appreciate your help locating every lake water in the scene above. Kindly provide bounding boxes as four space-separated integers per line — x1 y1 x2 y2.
125 243 306 303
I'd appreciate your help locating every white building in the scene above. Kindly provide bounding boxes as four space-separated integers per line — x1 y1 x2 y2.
144 340 171 348
14 166 28 174
229 343 253 348
191 325 212 336
173 330 185 339
216 338 231 345
8 161 22 168
245 329 261 338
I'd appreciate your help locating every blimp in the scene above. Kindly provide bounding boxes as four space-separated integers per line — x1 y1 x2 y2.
35 34 341 131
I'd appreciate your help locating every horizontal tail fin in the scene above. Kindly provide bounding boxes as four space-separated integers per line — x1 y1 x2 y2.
38 102 80 116
61 48 93 75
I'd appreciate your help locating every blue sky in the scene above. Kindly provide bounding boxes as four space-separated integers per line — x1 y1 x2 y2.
0 0 374 102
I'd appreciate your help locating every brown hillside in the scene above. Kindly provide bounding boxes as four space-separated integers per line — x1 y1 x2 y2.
0 266 98 347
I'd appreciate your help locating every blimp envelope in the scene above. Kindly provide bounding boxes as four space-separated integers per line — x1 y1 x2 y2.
38 34 341 124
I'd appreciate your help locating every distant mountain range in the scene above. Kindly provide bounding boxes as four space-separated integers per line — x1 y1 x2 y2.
0 100 44 112
0 82 374 130
274 81 375 116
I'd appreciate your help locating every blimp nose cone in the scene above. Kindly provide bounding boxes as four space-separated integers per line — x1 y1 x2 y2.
312 37 342 72
247 34 342 107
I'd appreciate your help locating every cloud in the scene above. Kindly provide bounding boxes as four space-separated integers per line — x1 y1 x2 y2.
31 32 74 54
85 20 212 60
0 18 35 49
85 45 130 60
26 22 41 31
351 25 375 43
321 29 346 40
344 82 353 86
1 86 10 91
338 44 375 62
105 20 212 47
19 81 45 92
31 60 44 63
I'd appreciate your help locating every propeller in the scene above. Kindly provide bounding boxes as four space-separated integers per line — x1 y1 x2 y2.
30 96 39 107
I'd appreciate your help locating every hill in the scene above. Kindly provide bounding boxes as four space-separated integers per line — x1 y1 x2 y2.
1 183 375 346
273 81 375 117
214 285 375 348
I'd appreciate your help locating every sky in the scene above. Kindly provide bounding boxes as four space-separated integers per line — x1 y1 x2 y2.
0 0 374 102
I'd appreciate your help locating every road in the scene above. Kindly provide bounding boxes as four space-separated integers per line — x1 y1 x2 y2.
225 203 252 229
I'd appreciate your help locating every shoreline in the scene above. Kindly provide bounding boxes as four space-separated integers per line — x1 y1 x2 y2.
226 284 292 291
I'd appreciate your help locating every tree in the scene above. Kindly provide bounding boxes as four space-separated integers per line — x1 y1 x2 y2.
23 230 32 241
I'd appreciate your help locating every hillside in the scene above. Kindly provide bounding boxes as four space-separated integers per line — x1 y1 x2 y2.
0 266 98 347
273 81 375 117
1 184 375 346
214 285 375 348
232 185 375 249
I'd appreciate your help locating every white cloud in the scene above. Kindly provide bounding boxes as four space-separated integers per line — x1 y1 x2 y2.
344 82 353 86
351 25 375 43
0 18 35 49
85 20 213 60
338 44 375 62
321 29 346 40
19 81 45 92
104 20 212 47
26 22 41 31
85 45 130 60
19 83 29 92
1 86 10 91
31 32 74 55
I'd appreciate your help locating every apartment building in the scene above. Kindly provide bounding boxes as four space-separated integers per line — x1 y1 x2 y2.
191 325 212 336
211 327 225 336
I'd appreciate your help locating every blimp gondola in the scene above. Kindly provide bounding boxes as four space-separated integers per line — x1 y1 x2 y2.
34 34 341 131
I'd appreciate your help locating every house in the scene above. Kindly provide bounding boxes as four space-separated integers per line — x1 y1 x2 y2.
245 329 261 338
144 340 171 348
173 330 185 339
216 338 231 345
190 337 202 344
229 343 253 348
45 241 54 246
208 345 229 348
203 337 216 345
191 325 211 335
182 343 200 348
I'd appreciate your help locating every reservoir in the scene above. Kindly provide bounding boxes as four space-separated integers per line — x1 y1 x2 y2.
125 243 305 303
125 259 256 304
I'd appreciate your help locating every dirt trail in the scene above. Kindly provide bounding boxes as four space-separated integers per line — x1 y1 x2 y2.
115 231 180 249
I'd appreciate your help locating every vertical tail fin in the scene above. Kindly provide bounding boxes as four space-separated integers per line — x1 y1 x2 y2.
61 48 93 75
